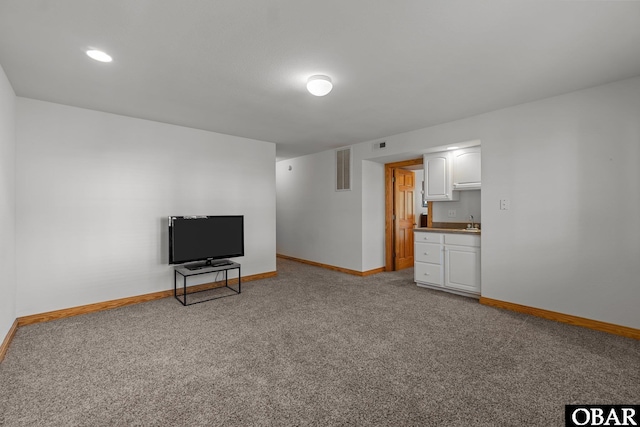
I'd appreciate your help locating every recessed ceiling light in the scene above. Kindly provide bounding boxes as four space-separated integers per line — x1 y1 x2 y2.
447 146 459 150
86 50 112 63
307 75 333 96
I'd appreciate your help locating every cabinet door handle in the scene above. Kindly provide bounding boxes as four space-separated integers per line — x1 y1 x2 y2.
424 272 430 276
424 252 429 255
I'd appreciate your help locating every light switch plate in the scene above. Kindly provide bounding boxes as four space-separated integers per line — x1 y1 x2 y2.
500 199 510 210
448 209 457 218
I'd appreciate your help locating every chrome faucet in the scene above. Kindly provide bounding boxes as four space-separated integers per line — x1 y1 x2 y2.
469 215 475 229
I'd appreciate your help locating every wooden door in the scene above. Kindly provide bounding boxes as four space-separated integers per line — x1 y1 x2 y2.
394 169 416 270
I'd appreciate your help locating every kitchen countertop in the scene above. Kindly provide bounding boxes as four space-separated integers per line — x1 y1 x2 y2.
414 227 481 235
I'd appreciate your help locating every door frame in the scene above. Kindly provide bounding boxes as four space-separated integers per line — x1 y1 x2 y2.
384 157 433 271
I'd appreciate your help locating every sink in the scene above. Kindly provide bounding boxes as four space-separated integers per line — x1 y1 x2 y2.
462 228 480 232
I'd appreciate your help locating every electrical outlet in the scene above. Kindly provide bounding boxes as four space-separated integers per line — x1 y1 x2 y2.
500 199 510 210
448 209 457 218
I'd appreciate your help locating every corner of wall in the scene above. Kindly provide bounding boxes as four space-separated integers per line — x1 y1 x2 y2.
0 62 18 346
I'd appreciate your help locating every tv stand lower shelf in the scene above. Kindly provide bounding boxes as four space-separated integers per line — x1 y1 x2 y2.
173 261 241 306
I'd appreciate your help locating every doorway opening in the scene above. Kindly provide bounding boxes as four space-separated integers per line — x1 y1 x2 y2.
384 158 432 272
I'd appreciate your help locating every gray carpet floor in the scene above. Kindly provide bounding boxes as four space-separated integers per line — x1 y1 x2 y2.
1 258 638 426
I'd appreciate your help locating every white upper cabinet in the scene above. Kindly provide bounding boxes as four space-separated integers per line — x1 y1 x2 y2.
423 152 458 201
452 146 481 190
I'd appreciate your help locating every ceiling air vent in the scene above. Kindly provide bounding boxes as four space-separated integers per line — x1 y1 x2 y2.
372 141 387 150
336 148 351 191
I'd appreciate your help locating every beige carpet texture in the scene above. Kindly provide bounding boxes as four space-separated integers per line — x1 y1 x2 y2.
1 258 638 426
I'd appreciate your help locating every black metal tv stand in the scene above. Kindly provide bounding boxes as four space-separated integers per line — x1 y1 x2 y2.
174 261 241 306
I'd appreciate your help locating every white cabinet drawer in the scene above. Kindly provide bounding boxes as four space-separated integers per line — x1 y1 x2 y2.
414 242 442 264
444 233 480 247
414 232 444 243
415 262 443 286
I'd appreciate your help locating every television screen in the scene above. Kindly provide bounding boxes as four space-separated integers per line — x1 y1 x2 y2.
169 215 244 265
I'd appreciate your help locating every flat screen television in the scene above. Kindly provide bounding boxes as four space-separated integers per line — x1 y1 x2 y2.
168 215 244 269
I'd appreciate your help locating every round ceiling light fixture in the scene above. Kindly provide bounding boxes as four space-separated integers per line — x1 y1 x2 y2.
86 49 113 63
306 75 333 96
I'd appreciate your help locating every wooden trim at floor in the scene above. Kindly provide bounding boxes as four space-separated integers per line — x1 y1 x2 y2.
361 267 386 277
479 297 640 340
17 270 277 327
277 254 384 277
0 319 19 362
18 291 174 327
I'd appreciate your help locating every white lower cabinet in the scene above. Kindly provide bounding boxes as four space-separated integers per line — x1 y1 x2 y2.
414 232 480 297
444 244 480 294
413 233 444 288
414 244 443 285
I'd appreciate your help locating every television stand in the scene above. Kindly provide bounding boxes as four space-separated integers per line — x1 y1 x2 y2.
174 261 241 306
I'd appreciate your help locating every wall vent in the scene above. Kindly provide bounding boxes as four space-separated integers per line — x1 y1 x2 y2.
336 148 351 191
372 141 387 150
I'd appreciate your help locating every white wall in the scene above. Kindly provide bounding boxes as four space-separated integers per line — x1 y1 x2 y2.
361 160 385 271
432 190 481 223
277 76 640 329
0 64 16 339
16 98 276 317
276 150 363 271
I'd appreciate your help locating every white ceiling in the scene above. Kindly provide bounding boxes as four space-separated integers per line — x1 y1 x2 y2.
1 1 639 160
